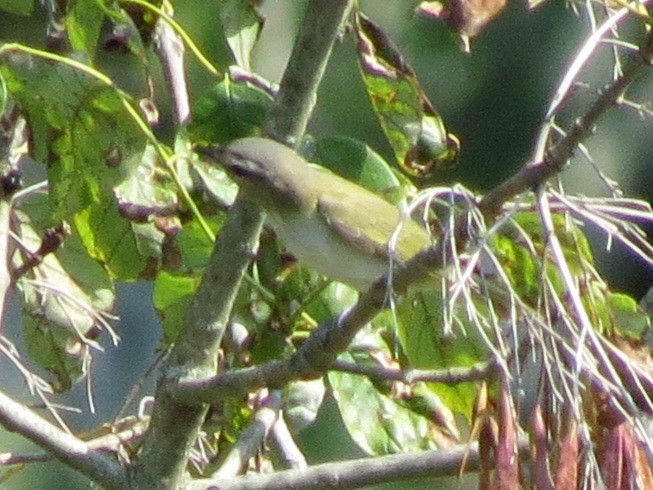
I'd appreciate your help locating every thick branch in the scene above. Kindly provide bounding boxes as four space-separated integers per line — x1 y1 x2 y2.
0 390 127 489
262 0 354 144
189 438 529 489
131 1 354 487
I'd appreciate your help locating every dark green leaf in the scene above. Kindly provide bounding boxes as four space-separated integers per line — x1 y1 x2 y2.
23 316 89 392
174 215 225 272
189 75 273 145
0 0 34 16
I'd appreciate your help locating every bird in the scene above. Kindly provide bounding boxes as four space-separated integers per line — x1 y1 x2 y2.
198 137 431 292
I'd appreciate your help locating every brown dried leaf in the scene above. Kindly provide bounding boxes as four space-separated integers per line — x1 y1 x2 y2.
552 417 578 490
530 401 553 489
495 374 520 489
415 0 508 52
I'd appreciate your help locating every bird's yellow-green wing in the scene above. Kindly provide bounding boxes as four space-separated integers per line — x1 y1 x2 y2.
316 182 430 262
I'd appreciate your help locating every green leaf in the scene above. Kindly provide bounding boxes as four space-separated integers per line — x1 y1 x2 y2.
174 215 225 272
609 292 650 340
65 0 105 60
1 54 164 279
74 202 149 280
192 156 239 208
153 271 201 343
0 0 34 16
329 353 439 455
220 0 264 71
275 268 358 327
396 288 485 418
354 12 459 178
189 75 273 145
1 53 147 218
114 144 179 223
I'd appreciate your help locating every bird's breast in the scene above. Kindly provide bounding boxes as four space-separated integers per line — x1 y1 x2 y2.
265 211 388 292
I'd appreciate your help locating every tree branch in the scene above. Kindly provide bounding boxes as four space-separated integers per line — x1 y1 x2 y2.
330 359 495 385
189 437 530 489
153 5 190 126
262 0 354 144
0 389 128 489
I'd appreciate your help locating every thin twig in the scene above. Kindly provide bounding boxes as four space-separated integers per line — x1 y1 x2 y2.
330 359 494 385
269 413 307 470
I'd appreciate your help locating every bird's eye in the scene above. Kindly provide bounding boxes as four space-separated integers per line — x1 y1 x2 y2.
228 158 261 179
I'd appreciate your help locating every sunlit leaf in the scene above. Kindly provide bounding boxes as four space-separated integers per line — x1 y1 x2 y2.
1 53 163 279
74 202 149 280
609 292 650 340
192 156 239 208
396 288 486 419
329 353 439 455
65 0 105 60
354 12 459 178
114 143 179 223
153 270 201 343
1 53 147 215
492 212 649 337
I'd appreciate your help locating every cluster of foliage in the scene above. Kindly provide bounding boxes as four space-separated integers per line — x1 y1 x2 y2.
0 0 653 488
